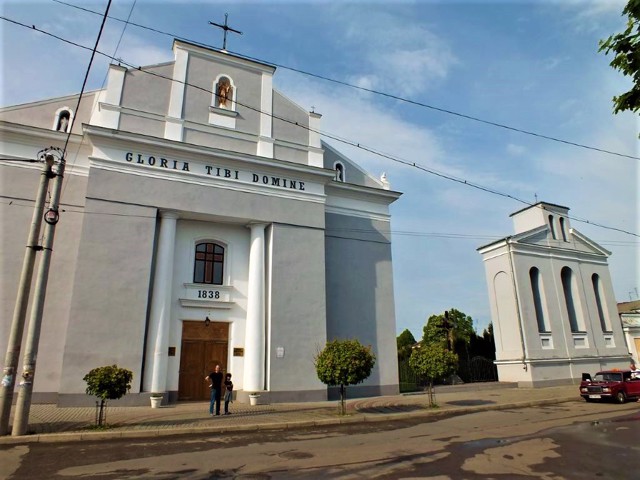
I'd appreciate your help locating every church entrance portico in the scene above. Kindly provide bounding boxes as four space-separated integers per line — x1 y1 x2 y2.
178 320 229 401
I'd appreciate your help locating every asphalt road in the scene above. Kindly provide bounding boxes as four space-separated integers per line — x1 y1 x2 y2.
2 401 638 479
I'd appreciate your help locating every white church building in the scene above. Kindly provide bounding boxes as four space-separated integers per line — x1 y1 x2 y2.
477 202 629 386
0 40 401 406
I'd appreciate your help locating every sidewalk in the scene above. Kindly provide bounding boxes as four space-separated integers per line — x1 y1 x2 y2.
0 383 580 444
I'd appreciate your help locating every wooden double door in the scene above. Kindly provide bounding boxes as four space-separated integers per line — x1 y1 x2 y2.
178 320 229 401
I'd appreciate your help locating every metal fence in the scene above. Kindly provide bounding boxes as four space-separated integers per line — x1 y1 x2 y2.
398 355 497 392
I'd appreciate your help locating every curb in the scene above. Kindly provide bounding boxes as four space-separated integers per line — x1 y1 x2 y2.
0 396 580 445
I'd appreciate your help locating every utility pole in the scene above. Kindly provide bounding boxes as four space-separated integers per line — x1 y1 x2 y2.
0 149 56 436
12 149 65 436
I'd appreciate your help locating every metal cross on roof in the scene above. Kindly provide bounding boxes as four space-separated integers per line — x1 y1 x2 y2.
209 13 242 51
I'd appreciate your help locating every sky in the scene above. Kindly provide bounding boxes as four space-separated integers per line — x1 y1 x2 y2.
1 0 638 340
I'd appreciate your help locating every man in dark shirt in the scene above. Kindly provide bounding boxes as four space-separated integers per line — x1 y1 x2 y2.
205 364 224 416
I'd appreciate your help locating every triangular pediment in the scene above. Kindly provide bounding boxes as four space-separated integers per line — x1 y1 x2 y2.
511 225 549 244
570 228 611 256
511 225 610 257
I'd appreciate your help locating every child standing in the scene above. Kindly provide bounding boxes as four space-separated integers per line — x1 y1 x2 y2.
224 373 233 414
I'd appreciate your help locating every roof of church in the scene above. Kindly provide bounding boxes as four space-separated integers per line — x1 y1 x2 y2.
509 201 570 217
618 300 640 314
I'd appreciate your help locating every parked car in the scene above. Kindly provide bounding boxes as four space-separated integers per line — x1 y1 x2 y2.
579 369 640 403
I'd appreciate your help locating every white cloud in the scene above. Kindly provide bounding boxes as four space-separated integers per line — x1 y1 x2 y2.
339 10 458 96
557 0 628 34
506 143 527 156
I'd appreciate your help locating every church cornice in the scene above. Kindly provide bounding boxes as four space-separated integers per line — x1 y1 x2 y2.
173 39 276 75
0 120 85 146
325 181 402 205
83 124 336 182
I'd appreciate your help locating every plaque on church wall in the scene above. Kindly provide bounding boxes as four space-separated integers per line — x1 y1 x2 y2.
233 348 244 357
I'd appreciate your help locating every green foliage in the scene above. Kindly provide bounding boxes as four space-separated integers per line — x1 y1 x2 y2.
83 365 133 400
409 343 459 383
315 339 375 415
83 365 133 427
315 339 375 387
422 308 474 348
409 343 458 407
599 0 640 115
396 328 417 362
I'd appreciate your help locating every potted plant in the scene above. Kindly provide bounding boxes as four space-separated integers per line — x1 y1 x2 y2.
150 393 163 408
248 393 260 406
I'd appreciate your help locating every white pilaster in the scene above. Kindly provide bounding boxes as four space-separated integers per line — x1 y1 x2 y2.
257 72 273 158
164 46 188 141
146 211 178 393
308 111 323 167
243 223 267 392
90 64 126 128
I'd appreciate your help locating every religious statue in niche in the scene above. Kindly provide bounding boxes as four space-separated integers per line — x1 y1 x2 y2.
217 77 232 108
57 112 70 132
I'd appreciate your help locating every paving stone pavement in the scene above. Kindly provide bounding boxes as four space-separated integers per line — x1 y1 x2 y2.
0 383 581 444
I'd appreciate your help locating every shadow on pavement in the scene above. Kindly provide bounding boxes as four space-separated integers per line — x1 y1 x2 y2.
445 399 496 406
355 405 427 414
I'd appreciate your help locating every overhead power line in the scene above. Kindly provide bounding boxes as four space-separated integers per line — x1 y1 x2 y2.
51 0 640 162
0 16 638 238
3 198 639 247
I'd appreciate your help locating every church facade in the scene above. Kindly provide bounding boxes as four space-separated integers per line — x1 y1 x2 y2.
477 202 629 386
0 40 401 405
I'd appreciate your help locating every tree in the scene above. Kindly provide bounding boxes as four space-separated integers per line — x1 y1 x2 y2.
409 343 458 407
397 328 417 362
315 339 376 415
422 308 474 351
599 0 640 115
83 365 133 426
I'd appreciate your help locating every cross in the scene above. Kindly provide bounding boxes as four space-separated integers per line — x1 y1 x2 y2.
209 13 242 51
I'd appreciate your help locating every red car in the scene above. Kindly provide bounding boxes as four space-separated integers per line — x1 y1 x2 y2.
580 370 640 403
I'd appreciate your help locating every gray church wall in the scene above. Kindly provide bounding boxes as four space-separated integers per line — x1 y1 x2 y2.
323 143 381 189
59 195 157 400
184 55 261 133
0 92 97 135
120 65 172 116
0 165 88 399
267 224 328 401
272 91 309 151
119 113 166 139
183 128 256 155
273 143 308 164
324 213 399 397
85 167 326 230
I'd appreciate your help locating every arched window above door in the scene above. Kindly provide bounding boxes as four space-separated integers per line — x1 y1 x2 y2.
194 242 225 285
